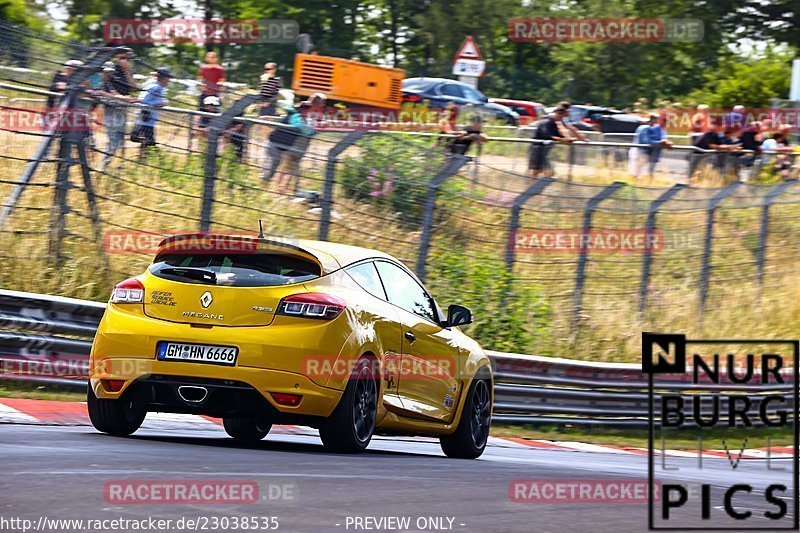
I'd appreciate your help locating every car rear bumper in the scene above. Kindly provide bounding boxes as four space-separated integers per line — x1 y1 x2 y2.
90 357 343 418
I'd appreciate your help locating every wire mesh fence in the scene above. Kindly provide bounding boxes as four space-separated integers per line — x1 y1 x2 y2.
2 22 800 360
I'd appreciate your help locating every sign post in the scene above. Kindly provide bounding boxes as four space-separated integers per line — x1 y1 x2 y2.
452 36 485 89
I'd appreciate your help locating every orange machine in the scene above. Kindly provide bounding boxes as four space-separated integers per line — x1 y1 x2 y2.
291 54 404 110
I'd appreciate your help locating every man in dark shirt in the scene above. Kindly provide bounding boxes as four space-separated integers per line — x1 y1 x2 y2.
99 51 136 169
47 59 82 109
529 106 574 179
448 115 488 156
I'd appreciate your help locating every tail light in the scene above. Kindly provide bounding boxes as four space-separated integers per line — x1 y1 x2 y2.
270 392 302 406
404 93 422 103
276 293 345 320
110 278 144 304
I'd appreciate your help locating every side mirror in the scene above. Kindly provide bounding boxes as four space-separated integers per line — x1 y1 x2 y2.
446 304 472 327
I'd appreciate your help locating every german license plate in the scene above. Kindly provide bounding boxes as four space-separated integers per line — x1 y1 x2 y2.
156 342 238 366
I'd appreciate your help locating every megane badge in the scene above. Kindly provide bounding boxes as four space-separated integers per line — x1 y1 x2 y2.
200 291 213 308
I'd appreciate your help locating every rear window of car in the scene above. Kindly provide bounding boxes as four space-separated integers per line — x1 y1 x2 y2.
150 253 321 287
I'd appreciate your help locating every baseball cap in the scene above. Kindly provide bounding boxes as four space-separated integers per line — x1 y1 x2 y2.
155 67 175 79
64 59 84 68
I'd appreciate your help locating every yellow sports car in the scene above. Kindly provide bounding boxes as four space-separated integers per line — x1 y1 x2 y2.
88 234 493 458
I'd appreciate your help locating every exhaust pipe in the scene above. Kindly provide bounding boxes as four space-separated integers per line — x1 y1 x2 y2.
177 385 208 403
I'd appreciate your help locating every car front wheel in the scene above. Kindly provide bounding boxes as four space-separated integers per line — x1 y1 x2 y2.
319 356 377 453
87 386 146 436
440 372 492 459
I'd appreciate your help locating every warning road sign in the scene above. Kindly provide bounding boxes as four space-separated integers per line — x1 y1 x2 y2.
455 36 482 60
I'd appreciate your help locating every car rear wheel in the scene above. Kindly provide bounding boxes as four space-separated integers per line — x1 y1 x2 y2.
87 386 146 436
319 356 377 453
440 372 492 459
223 418 272 441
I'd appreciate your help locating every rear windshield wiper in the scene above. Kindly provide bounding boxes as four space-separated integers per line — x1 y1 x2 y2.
157 267 217 285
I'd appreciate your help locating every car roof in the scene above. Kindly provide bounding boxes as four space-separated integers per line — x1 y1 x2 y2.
489 98 543 106
403 77 470 88
155 234 397 274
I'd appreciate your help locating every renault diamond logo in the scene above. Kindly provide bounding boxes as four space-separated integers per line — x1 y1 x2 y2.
200 291 213 308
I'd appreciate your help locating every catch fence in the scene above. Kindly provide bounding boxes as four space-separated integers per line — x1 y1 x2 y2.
1 22 800 359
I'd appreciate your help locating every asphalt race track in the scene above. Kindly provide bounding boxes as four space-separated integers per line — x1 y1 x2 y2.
2 422 794 533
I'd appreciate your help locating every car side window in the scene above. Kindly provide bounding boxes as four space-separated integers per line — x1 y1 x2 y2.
374 261 437 323
440 83 465 98
346 261 386 300
463 86 484 102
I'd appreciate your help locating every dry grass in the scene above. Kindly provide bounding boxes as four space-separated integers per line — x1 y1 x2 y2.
2 90 800 363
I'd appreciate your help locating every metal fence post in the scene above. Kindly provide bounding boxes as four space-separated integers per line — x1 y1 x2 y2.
698 181 742 314
318 130 366 241
567 142 575 182
505 177 555 272
49 138 73 264
638 184 685 314
756 179 796 288
199 94 258 232
415 155 470 283
572 182 625 332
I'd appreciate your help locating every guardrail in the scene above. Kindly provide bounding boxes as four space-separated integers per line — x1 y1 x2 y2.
0 289 792 428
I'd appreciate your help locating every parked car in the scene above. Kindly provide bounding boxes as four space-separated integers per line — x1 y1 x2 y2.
88 235 493 458
567 105 645 134
402 77 519 125
488 98 545 126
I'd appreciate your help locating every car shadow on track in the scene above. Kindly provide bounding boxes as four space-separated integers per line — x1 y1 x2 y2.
92 432 435 460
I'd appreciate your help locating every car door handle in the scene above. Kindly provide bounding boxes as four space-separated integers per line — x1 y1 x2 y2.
404 331 416 344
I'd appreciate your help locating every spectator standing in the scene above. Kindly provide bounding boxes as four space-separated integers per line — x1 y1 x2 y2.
197 51 226 109
690 104 710 137
724 105 747 131
258 62 281 116
47 59 82 109
629 115 656 179
98 52 136 170
528 106 574 179
131 67 173 156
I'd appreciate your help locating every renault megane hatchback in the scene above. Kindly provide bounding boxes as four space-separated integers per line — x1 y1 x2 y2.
88 234 493 458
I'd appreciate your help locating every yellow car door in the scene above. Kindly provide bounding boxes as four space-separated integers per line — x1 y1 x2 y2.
374 260 461 423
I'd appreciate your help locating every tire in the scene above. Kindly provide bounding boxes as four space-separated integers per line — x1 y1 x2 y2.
440 371 492 459
319 356 377 453
87 386 146 437
223 418 272 441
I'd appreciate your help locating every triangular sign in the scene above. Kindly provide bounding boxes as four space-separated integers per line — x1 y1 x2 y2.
456 36 481 60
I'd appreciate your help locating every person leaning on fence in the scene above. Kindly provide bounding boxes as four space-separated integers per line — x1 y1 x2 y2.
196 95 220 138
761 130 794 180
688 126 741 183
554 101 588 141
46 59 83 110
447 114 488 156
528 106 574 179
130 67 173 157
258 62 281 116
